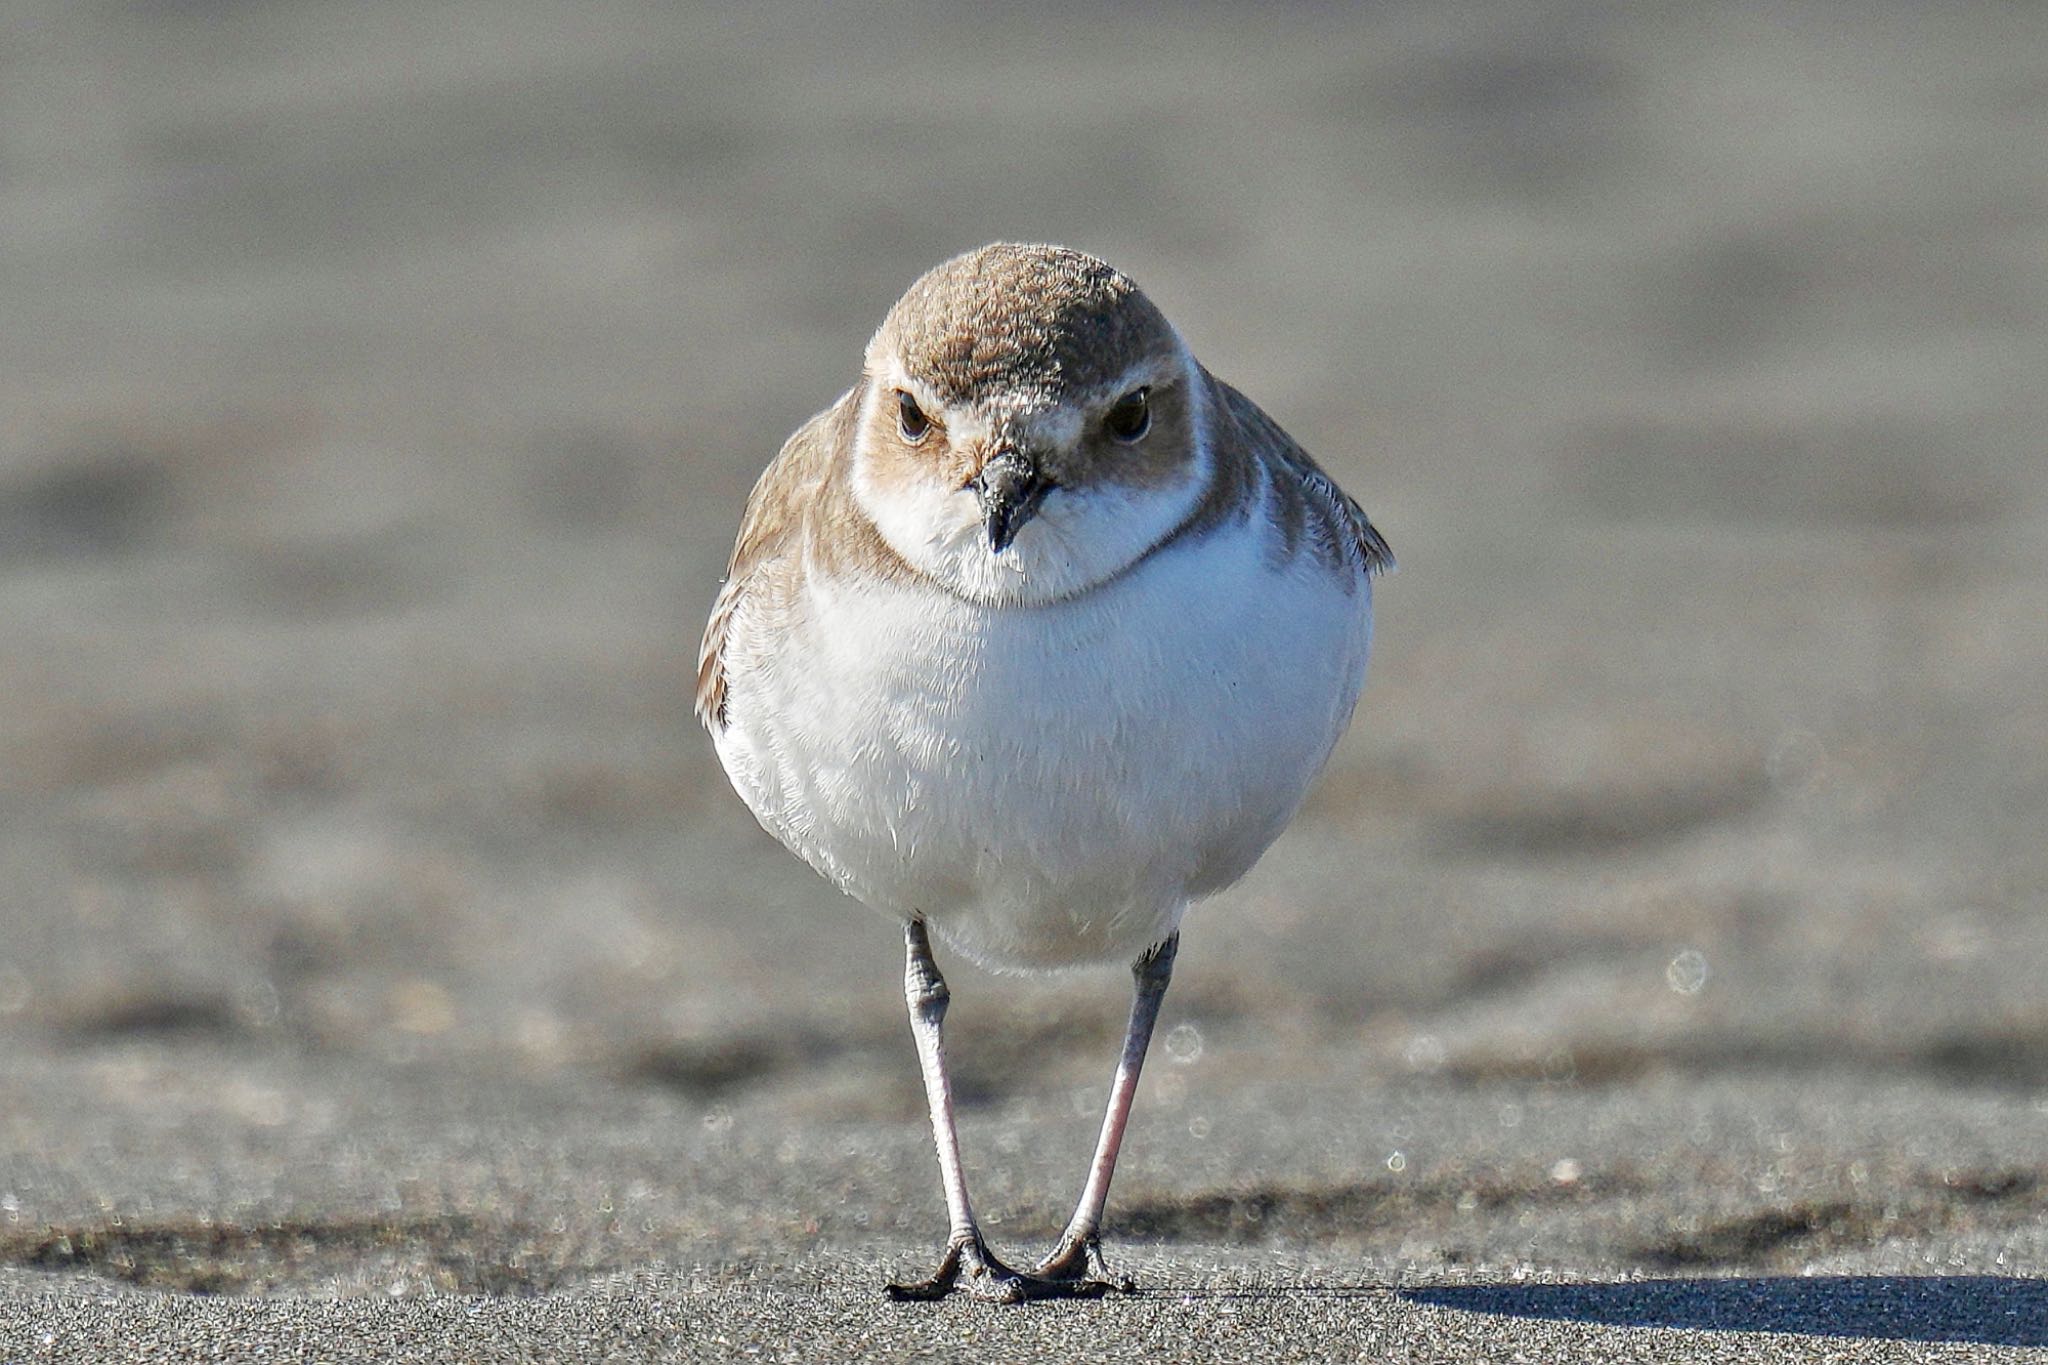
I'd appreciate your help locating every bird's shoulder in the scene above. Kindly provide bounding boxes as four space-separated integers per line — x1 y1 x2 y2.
695 389 907 730
1179 372 1393 580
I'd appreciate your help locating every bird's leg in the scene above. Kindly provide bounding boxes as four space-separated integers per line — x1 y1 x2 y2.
1033 932 1178 1290
884 918 1110 1303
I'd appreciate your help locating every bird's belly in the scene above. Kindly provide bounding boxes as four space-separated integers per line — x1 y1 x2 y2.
716 532 1372 971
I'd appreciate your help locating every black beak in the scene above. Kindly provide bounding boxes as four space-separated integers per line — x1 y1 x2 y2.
971 450 1050 553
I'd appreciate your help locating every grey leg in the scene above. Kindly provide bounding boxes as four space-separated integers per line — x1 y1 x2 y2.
884 919 1112 1303
1034 932 1178 1288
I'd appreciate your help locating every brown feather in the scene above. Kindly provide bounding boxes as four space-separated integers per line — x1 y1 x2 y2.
873 244 1175 409
1167 369 1393 583
694 389 909 730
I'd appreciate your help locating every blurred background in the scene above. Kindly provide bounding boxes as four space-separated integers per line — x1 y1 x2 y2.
3 0 2047 1291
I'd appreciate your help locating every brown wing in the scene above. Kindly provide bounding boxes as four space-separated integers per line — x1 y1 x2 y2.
694 391 859 731
1209 376 1393 579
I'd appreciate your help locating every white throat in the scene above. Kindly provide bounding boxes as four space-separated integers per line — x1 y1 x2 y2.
849 359 1214 608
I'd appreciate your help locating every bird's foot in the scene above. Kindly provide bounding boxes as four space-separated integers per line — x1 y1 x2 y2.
885 1230 1117 1304
1032 1230 1135 1295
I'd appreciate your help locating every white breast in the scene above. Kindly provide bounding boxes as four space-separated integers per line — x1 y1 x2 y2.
712 510 1372 972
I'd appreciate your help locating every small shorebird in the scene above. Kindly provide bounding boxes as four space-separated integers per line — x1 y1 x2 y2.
697 243 1390 1302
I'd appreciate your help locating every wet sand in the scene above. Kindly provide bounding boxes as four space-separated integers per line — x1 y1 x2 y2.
3 0 2047 1358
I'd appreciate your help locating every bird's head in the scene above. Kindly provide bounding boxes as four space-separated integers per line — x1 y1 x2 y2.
850 243 1214 606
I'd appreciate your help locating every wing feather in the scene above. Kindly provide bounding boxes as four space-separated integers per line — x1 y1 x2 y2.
695 391 859 730
1208 376 1393 579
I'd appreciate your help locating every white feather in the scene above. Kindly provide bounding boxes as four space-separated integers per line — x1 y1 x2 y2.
849 363 1214 610
712 475 1373 973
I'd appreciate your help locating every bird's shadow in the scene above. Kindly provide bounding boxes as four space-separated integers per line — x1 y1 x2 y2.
1395 1276 2046 1346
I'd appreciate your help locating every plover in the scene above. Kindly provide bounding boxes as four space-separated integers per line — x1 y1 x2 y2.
697 243 1390 1302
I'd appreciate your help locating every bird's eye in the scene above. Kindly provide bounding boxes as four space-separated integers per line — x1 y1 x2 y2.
896 391 931 443
1105 387 1151 443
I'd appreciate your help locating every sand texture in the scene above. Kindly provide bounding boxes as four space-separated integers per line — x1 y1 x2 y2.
3 1 2047 1359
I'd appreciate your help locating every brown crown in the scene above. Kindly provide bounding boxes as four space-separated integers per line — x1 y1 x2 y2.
872 244 1176 406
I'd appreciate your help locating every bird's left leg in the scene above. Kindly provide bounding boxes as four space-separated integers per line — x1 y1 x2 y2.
1033 932 1178 1289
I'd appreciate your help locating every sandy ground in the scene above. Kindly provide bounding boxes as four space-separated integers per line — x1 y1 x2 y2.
3 0 2047 1359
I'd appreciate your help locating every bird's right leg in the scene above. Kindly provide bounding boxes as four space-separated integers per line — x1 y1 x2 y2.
884 918 1110 1304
